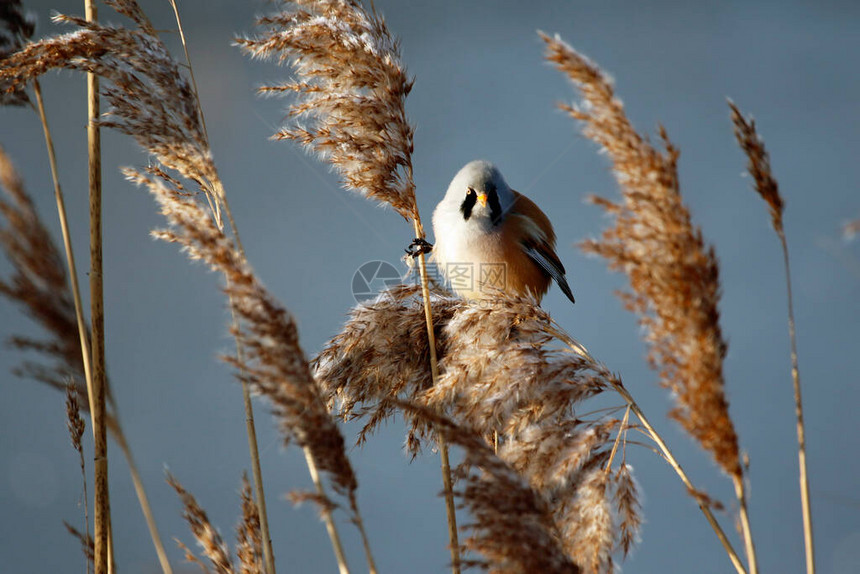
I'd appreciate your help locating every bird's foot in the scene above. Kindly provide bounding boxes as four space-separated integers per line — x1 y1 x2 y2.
405 237 433 258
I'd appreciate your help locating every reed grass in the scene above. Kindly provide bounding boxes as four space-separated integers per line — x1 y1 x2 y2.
65 381 91 574
167 2 275 571
0 143 173 573
238 2 460 569
730 101 815 574
0 1 824 573
315 285 641 572
82 2 112 571
541 32 756 573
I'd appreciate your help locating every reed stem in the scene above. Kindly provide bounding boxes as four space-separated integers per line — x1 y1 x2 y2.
302 447 350 574
222 199 277 574
411 218 461 574
83 2 110 573
111 423 173 574
348 493 378 574
777 227 815 574
733 474 758 574
32 79 93 425
167 1 276 567
549 327 747 574
34 74 175 574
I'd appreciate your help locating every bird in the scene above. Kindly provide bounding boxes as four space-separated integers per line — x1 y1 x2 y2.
431 160 575 304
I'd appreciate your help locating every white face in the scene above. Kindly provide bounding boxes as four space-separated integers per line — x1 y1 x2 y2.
439 160 514 230
432 160 517 277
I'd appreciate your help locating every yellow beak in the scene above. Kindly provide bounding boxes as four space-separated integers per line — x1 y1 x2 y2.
476 192 488 207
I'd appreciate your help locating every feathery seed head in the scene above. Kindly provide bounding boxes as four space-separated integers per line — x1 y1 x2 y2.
543 32 741 477
237 1 418 220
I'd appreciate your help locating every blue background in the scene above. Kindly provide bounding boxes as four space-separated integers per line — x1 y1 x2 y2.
2 1 859 572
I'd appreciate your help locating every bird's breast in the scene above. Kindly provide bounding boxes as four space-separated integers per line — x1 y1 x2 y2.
433 217 550 301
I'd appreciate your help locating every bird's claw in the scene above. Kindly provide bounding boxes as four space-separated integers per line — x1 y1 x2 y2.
405 237 433 258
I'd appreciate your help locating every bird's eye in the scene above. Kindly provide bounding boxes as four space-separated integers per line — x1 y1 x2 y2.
466 187 474 196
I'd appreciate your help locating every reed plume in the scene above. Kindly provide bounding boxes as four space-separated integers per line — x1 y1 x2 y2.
137 168 358 500
401 404 580 574
237 475 264 574
730 101 814 574
237 0 417 221
240 4 456 566
64 522 96 565
316 286 641 571
0 0 223 224
0 144 100 406
314 285 458 453
729 103 783 232
0 0 34 106
542 33 740 479
136 167 375 572
542 32 758 573
168 474 237 574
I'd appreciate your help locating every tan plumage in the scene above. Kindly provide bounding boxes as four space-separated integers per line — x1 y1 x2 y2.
432 161 574 304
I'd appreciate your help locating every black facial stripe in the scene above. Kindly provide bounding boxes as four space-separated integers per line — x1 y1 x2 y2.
460 189 477 220
488 188 503 226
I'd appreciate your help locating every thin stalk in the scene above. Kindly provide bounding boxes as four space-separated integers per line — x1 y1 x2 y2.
84 2 110 573
616 379 746 574
233 302 276 574
34 78 174 574
604 406 631 472
166 0 275 567
302 447 350 574
219 191 276 574
167 0 208 139
348 493 378 574
733 475 758 574
549 327 746 574
777 228 815 574
32 80 94 419
411 217 460 574
111 423 173 574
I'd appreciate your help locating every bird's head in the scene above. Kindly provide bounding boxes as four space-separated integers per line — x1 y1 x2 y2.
442 160 515 228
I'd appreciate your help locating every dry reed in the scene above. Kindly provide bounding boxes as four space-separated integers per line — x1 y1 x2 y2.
168 474 237 574
133 166 375 571
65 521 96 565
167 474 266 574
237 0 417 221
401 403 581 574
542 33 741 479
166 1 276 569
316 285 641 571
140 170 356 497
0 0 33 106
542 32 758 573
237 475 264 574
0 143 174 572
730 101 814 574
239 3 458 567
82 1 111 569
0 0 224 225
66 381 91 574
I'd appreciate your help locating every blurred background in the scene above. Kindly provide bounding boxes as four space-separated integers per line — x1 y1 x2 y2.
2 0 859 572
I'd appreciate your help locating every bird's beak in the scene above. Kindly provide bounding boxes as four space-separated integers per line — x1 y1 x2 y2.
476 192 488 207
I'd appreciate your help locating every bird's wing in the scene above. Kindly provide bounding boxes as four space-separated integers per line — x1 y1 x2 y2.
511 191 575 304
523 243 576 304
